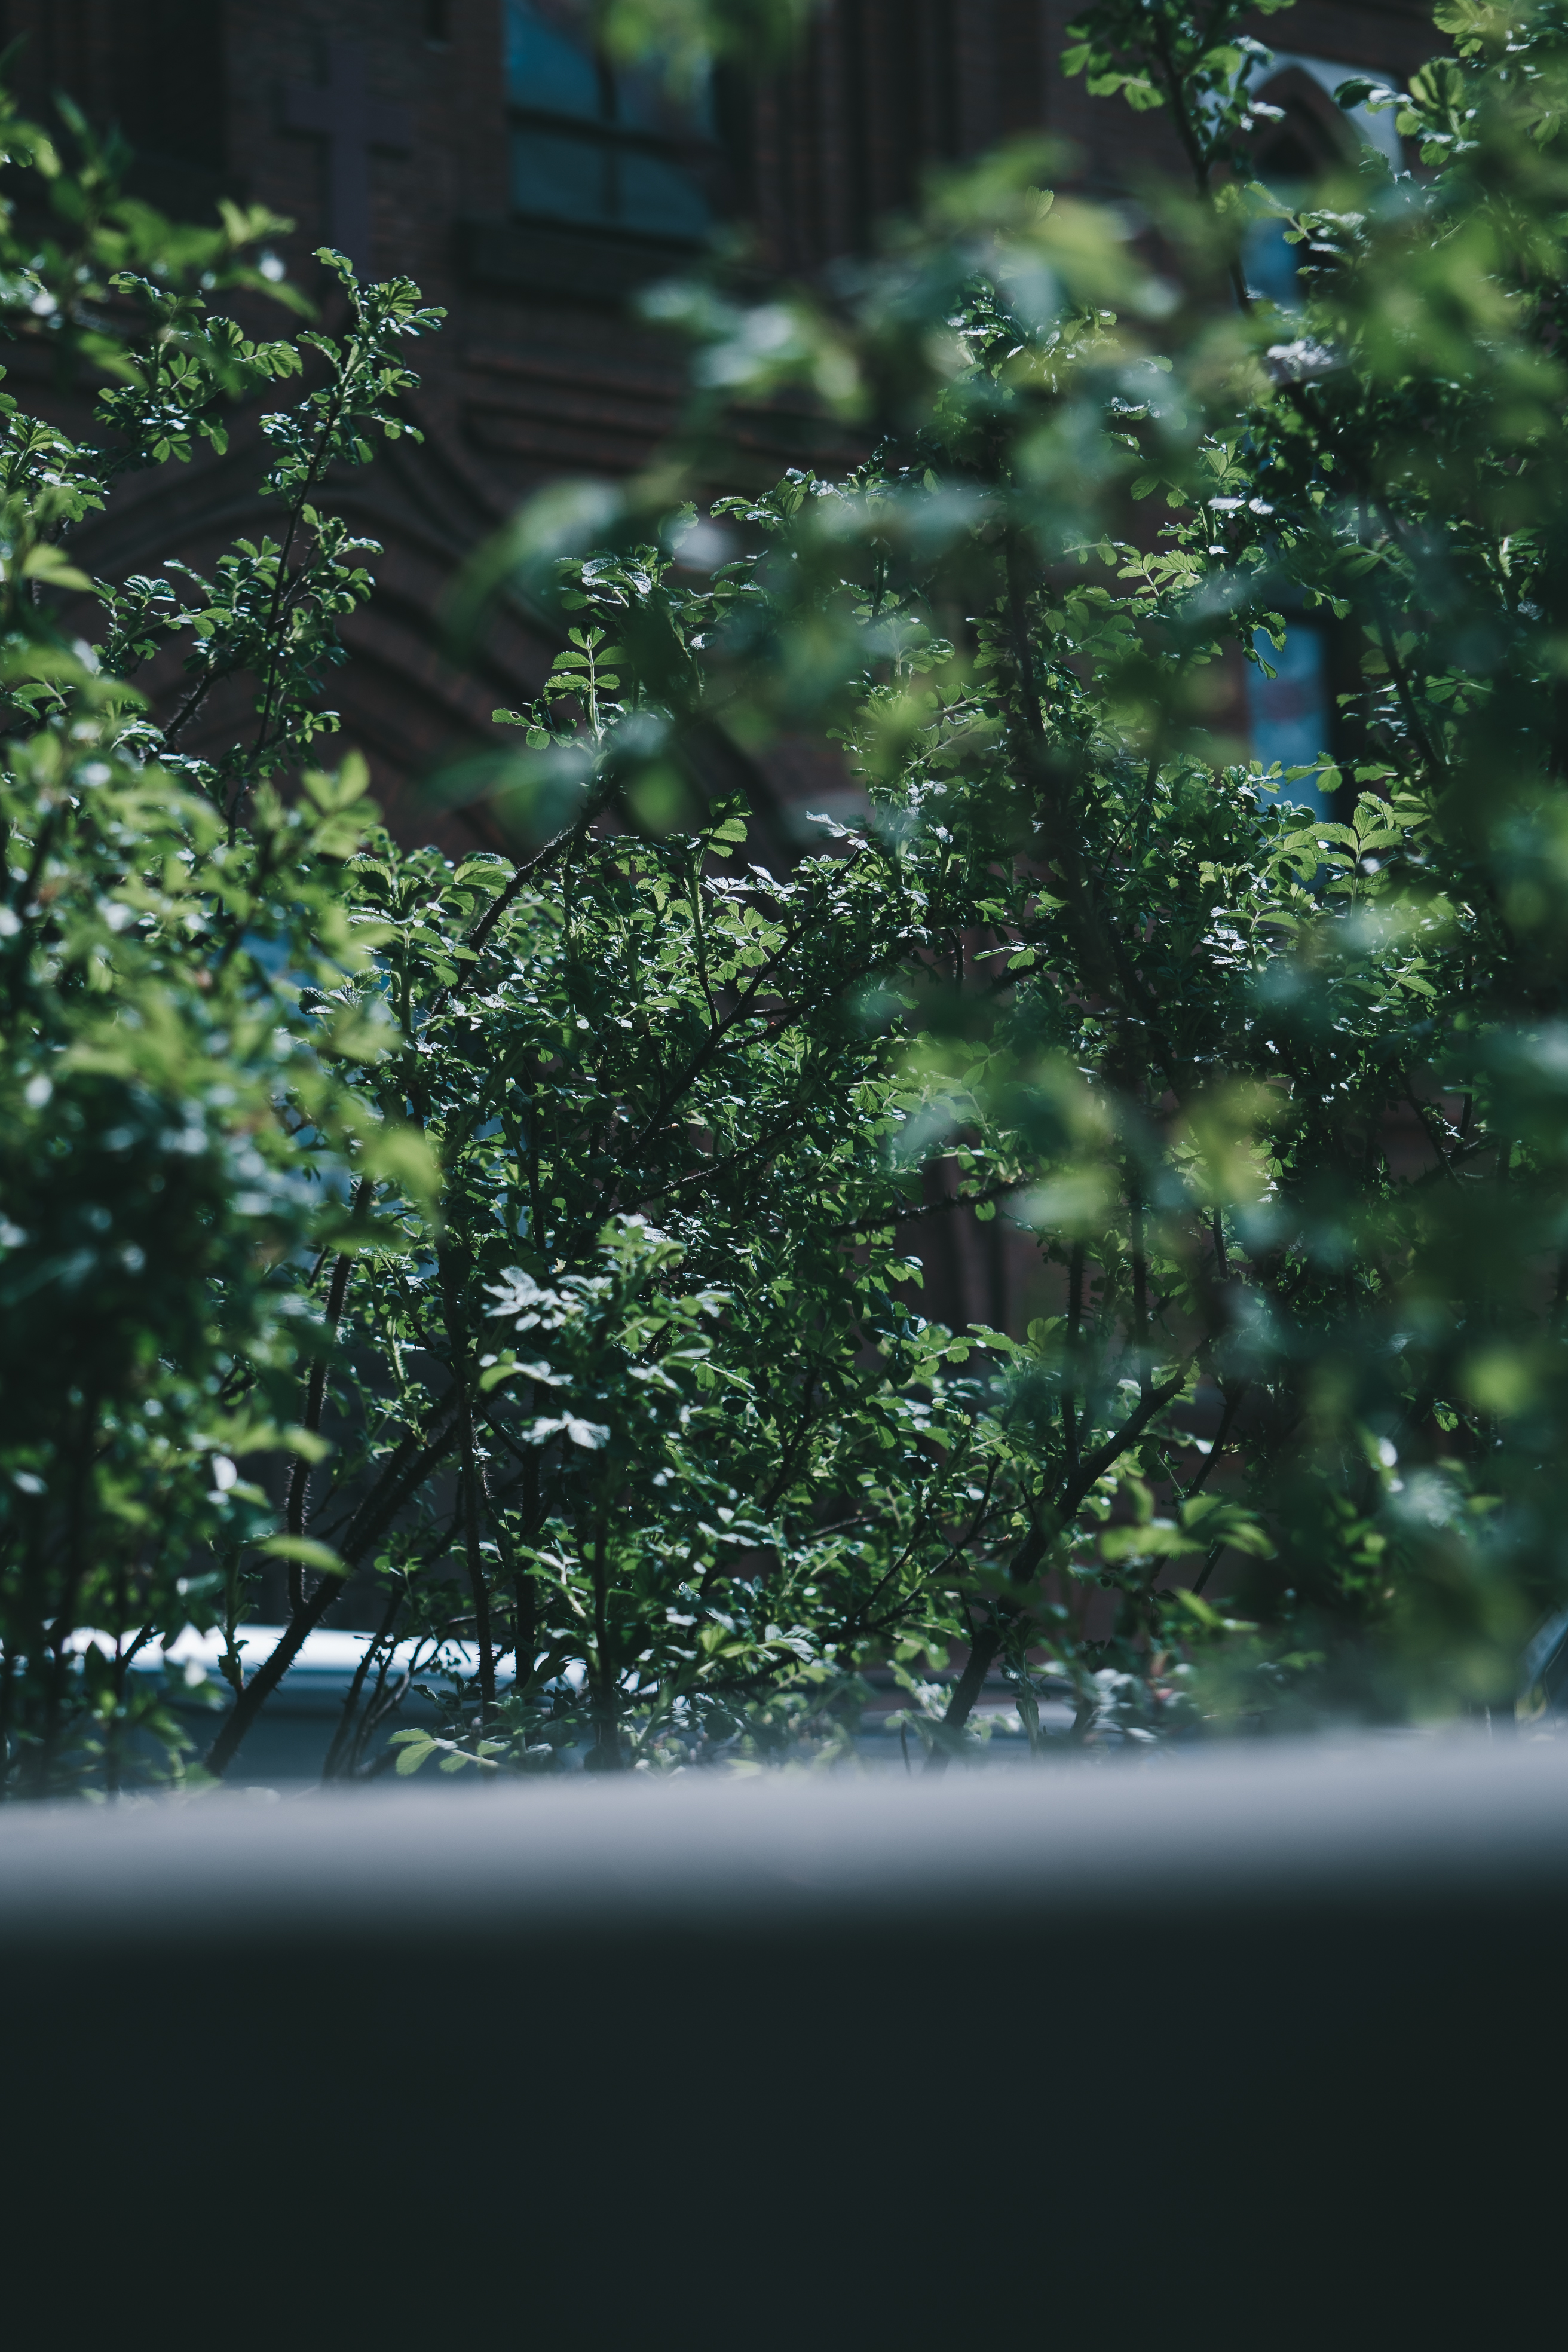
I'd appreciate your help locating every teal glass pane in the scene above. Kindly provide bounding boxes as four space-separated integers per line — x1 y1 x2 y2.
1247 626 1331 816
615 60 715 137
1244 216 1300 307
612 147 709 239
505 0 601 119
511 126 613 223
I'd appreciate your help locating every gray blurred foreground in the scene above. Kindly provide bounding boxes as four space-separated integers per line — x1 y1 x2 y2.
0 1737 1560 2338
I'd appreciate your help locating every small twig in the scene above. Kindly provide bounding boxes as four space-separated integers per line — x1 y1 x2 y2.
1183 1381 1250 1503
831 1178 1027 1236
461 1428 495 1716
321 1588 402 1781
285 1177 374 1613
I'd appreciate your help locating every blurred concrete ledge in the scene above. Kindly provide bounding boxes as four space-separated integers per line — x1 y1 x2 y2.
2 1731 1567 1944
1 1738 1561 2338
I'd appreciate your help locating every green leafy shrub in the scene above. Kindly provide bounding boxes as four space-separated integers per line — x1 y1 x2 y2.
8 0 1568 1791
0 100 441 1788
458 0 1568 1751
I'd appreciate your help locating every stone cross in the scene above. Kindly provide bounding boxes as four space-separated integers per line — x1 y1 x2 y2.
283 41 412 278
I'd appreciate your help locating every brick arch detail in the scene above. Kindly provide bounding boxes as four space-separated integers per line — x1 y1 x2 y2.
1250 63 1365 179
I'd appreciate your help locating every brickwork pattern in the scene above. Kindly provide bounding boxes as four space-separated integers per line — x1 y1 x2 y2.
1 0 1439 833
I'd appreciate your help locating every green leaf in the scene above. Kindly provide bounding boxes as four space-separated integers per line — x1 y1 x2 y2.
258 1536 347 1575
20 544 94 592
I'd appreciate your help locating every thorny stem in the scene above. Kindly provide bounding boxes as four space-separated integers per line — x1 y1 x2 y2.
1147 10 1254 313
285 1178 373 1615
161 670 221 749
250 358 354 765
760 1370 819 1514
999 526 1179 1075
1131 1193 1150 1399
1371 601 1447 785
416 768 630 1039
206 1396 464 1777
923 1609 1004 1774
204 1560 341 1778
859 1454 1002 1643
321 1587 402 1780
1000 530 1122 1008
462 1424 496 1716
1184 1381 1249 1504
831 1177 1027 1237
621 880 859 1158
1056 1370 1189 1523
1062 1241 1086 1470
589 1492 618 1768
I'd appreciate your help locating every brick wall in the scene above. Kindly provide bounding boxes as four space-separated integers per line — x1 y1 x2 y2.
5 0 1438 844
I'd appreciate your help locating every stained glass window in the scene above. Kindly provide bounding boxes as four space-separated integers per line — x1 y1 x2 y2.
1247 626 1333 817
504 0 712 241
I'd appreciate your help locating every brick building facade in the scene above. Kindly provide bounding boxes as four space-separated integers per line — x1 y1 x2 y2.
0 2 1440 1346
2 0 1437 854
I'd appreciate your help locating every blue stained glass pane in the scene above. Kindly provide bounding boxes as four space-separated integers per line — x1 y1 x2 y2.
1244 215 1300 308
511 127 613 224
612 147 709 239
506 0 601 119
616 60 715 137
1247 626 1332 817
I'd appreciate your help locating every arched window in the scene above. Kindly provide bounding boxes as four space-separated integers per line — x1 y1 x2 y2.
1243 65 1359 307
505 0 715 242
